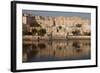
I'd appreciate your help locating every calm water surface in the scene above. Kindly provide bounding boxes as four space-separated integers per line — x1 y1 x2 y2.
22 39 91 63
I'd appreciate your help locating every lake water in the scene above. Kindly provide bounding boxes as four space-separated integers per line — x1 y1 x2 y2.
22 39 91 63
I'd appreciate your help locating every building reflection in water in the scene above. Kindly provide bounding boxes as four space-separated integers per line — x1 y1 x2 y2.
22 40 91 62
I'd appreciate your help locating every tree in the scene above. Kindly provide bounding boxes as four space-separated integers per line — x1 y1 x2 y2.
74 24 82 35
23 24 31 35
32 28 37 35
31 22 41 27
58 26 62 29
38 29 46 36
76 24 82 28
72 30 80 35
30 18 41 27
83 31 91 36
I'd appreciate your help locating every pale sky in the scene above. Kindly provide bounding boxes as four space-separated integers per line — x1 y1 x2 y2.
23 10 91 20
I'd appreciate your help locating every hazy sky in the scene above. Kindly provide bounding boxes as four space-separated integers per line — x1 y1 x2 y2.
23 10 91 20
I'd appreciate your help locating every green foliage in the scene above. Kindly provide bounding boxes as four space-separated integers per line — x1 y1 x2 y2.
30 19 41 27
58 26 62 29
31 23 41 27
32 28 37 35
38 29 46 36
83 32 91 36
23 24 32 35
57 29 59 32
72 30 80 35
76 24 82 27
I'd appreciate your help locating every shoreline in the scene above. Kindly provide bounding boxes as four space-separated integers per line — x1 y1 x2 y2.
23 35 91 41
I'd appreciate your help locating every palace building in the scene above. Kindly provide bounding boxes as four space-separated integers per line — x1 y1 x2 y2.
22 13 91 39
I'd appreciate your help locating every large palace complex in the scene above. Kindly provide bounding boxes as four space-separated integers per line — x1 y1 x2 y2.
22 13 91 40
